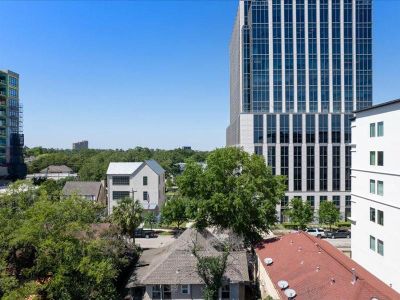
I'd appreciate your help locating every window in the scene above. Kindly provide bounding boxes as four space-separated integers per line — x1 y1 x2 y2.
9 76 18 87
307 196 315 207
267 115 277 143
281 146 289 187
112 176 130 185
333 196 340 208
280 115 289 143
294 146 302 191
369 179 375 194
143 176 148 186
221 284 230 300
370 207 376 222
143 191 149 201
152 285 161 299
377 122 384 137
113 191 130 200
377 181 384 196
181 284 190 295
306 115 315 143
293 114 303 143
320 146 328 191
267 146 276 175
370 235 376 251
255 145 263 155
370 123 376 137
163 285 172 299
369 151 375 165
377 239 384 256
331 114 341 143
254 115 264 143
320 195 327 203
345 195 351 220
377 151 384 166
319 114 328 143
378 210 384 226
281 196 289 207
332 146 341 191
307 146 314 191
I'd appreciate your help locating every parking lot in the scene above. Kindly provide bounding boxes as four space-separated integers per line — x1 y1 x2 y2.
136 234 176 249
325 237 351 249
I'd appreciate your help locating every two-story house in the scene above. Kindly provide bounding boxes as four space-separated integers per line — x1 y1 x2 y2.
106 160 165 215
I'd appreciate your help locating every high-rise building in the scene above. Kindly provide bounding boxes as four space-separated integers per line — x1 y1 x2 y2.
226 0 372 221
351 99 400 292
0 70 26 179
73 140 89 150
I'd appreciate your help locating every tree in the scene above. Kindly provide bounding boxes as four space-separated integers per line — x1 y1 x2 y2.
143 211 157 229
161 197 190 229
286 197 314 230
112 197 143 244
318 201 340 230
177 147 286 245
192 242 229 300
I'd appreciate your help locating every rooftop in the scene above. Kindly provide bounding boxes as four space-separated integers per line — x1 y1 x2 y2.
62 181 102 197
40 165 73 174
355 98 400 114
256 232 399 300
106 160 165 176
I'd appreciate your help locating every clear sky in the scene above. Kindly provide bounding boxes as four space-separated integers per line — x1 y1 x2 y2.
1 0 399 150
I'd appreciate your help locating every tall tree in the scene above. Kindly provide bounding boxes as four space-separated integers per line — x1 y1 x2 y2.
318 201 340 230
143 211 157 229
112 198 143 244
286 197 314 230
161 197 189 229
177 147 286 245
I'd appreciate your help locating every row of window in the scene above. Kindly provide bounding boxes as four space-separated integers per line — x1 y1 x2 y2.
369 151 384 166
369 179 383 196
369 122 384 137
112 191 148 201
151 284 230 299
9 77 18 87
370 235 384 256
112 175 148 186
281 195 351 208
369 207 384 226
253 114 351 144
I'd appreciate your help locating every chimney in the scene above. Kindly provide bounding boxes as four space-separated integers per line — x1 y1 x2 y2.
351 268 357 284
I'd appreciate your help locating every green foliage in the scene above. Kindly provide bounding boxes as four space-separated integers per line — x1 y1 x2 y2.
161 197 190 229
143 211 157 229
286 197 314 230
192 243 229 300
177 147 286 245
112 198 143 241
335 221 351 228
0 182 138 299
25 147 209 180
318 201 341 230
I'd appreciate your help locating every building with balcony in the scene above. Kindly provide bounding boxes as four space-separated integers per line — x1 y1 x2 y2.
226 0 372 221
351 99 400 292
0 70 26 179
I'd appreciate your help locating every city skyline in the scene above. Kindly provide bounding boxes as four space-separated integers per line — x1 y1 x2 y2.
1 0 400 150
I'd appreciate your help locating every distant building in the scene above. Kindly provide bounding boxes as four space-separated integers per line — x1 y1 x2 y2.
125 228 249 300
256 232 399 299
0 70 26 179
27 164 78 181
62 181 106 204
106 160 165 215
182 146 191 150
73 140 88 150
351 99 400 292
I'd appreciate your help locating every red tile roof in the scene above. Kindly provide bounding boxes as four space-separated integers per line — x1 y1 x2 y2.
256 232 399 300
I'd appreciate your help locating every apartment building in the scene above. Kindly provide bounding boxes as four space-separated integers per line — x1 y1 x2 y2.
351 99 400 292
106 160 165 215
0 70 26 179
226 0 372 220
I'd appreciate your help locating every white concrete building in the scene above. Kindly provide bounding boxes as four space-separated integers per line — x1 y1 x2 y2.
106 160 165 215
351 99 400 292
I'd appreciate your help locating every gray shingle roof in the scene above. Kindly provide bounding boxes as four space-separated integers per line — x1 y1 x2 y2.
145 159 165 175
41 165 73 174
62 181 102 197
128 228 249 287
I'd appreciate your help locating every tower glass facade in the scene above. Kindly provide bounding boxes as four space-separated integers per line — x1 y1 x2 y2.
227 0 372 221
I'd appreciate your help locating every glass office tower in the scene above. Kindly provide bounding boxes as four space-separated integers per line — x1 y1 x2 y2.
226 0 372 221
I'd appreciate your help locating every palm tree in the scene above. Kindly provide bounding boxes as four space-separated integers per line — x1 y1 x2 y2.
112 197 143 244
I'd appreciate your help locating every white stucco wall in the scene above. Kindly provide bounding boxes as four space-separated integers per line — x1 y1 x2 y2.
351 102 400 292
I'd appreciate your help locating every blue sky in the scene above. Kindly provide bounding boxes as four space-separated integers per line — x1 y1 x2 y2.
1 0 399 150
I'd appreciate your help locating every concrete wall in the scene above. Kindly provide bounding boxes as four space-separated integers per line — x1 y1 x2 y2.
351 102 400 292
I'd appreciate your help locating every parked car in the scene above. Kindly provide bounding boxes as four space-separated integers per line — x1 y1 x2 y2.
325 229 351 239
305 228 326 238
134 228 157 238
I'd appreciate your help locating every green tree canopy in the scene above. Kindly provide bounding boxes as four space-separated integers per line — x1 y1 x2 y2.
161 197 190 229
177 147 286 245
286 197 314 230
112 198 143 243
318 201 340 230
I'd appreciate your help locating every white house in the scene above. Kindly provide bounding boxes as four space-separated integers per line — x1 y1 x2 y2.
351 99 400 292
106 160 165 215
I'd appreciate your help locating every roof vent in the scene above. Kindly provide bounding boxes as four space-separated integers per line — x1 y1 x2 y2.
330 278 335 285
298 246 302 252
277 280 289 289
316 266 320 272
351 268 357 285
264 257 273 265
290 240 294 245
284 288 297 299
371 297 379 300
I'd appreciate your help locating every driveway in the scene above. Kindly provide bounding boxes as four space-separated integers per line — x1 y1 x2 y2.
136 234 176 249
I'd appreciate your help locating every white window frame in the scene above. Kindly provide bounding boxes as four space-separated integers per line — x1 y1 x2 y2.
180 284 190 295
